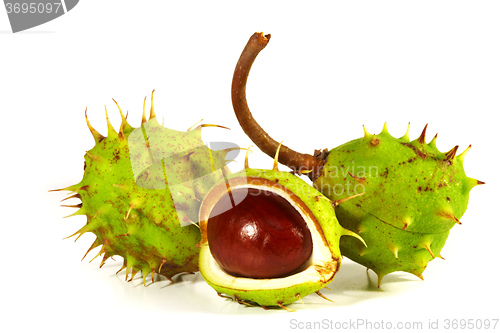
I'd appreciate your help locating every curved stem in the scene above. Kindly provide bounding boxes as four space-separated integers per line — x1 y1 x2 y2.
231 32 324 179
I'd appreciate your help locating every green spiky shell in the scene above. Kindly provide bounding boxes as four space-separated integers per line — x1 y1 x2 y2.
198 167 363 308
313 123 482 284
56 96 228 283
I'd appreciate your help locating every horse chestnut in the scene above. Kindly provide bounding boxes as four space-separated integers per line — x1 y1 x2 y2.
207 187 313 279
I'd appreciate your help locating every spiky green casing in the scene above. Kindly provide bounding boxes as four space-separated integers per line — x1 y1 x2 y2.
313 123 482 284
199 163 364 308
56 96 228 284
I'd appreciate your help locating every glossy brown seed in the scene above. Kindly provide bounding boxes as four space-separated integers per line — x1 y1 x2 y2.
207 188 312 279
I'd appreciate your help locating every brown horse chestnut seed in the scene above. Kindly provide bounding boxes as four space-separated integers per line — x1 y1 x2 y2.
207 187 313 279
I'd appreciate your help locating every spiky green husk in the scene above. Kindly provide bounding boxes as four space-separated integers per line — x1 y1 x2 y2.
56 94 228 284
199 166 364 308
314 123 482 284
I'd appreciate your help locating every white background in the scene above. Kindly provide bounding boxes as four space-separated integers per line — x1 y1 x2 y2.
1 1 498 332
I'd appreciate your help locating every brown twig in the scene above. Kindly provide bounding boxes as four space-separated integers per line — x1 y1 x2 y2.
231 32 324 179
